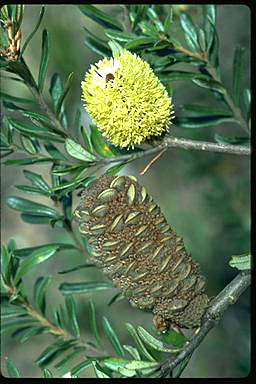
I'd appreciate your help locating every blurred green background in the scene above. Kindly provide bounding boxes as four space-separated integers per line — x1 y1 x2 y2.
1 4 250 378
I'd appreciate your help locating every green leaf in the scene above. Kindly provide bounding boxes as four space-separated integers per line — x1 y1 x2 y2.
202 5 216 52
207 17 219 71
59 281 113 295
35 342 75 368
0 91 34 104
65 296 80 338
65 138 96 162
5 357 20 378
20 135 38 154
146 7 164 32
81 126 94 154
174 352 193 378
89 299 101 346
7 196 61 218
125 323 156 362
174 115 235 129
78 5 123 31
192 78 225 94
84 36 112 57
243 88 251 123
102 316 124 357
14 185 50 196
49 73 63 111
13 243 75 258
103 357 158 373
43 368 53 378
45 142 67 161
54 348 85 371
214 133 250 145
180 13 199 52
137 326 180 353
90 125 115 158
107 292 125 306
58 263 95 274
34 276 52 315
106 163 127 176
125 36 156 49
1 320 37 335
162 329 187 348
105 29 136 42
1 245 12 284
158 70 209 82
182 104 232 117
229 253 251 271
4 158 54 166
56 72 74 117
14 245 59 283
20 6 45 55
74 108 82 140
232 46 245 106
23 170 51 192
92 361 111 378
164 10 173 34
123 345 141 360
108 40 124 56
71 359 92 377
38 29 49 92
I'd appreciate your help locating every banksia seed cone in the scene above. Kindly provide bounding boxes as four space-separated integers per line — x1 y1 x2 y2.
74 175 209 331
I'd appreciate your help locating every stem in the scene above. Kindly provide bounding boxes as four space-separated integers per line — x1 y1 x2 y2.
160 270 251 377
101 136 250 166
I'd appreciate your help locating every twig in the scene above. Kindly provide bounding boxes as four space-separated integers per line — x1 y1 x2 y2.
160 270 251 377
101 135 250 166
140 148 167 176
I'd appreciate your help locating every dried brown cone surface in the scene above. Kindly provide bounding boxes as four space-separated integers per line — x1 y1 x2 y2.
74 175 209 331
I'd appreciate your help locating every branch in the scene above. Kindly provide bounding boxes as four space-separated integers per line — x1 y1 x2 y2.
101 135 250 166
160 270 251 377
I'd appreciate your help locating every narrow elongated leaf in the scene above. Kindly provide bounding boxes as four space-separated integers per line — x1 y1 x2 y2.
38 29 49 92
89 299 100 346
202 5 216 52
84 37 112 57
137 326 180 353
243 88 251 123
102 316 124 357
59 281 112 295
7 196 61 218
65 138 96 162
23 170 51 192
56 72 74 116
90 125 115 158
180 13 199 52
35 343 74 368
78 5 123 31
158 71 209 82
192 78 225 94
182 104 232 117
54 348 85 370
20 214 52 225
34 276 52 315
14 185 50 196
1 320 37 335
65 296 80 338
92 361 111 378
58 263 95 274
21 6 45 55
174 115 235 129
125 36 156 49
19 326 50 343
71 359 92 377
105 29 136 42
125 323 156 362
4 158 54 166
214 133 250 145
123 345 141 360
5 357 20 378
1 245 12 284
229 253 251 271
163 10 173 34
45 142 67 161
14 245 59 283
106 163 127 176
13 243 75 258
81 126 94 154
20 135 38 154
0 91 34 104
43 368 53 378
232 46 245 106
103 357 158 372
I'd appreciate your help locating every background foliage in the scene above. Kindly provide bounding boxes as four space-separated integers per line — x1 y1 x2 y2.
1 4 250 378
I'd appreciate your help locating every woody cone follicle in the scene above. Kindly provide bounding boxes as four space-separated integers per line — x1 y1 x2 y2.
74 175 209 331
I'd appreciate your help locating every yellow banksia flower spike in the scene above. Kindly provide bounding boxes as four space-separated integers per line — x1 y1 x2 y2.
81 50 175 149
